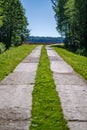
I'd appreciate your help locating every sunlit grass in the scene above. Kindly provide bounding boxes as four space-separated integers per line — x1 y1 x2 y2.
0 45 37 81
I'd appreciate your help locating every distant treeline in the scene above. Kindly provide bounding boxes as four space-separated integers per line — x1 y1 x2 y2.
27 36 63 44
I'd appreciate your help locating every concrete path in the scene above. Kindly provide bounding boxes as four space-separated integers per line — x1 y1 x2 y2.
46 46 87 130
0 46 42 130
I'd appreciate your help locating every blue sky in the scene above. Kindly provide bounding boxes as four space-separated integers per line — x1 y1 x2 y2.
21 0 60 37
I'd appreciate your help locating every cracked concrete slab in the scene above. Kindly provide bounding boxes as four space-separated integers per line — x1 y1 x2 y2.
0 72 35 85
22 57 39 63
29 46 41 58
0 85 33 130
51 61 73 73
56 85 87 121
54 73 87 85
0 46 42 130
14 63 38 72
46 46 87 130
48 56 63 61
47 48 62 60
0 85 33 108
68 122 87 130
0 121 29 130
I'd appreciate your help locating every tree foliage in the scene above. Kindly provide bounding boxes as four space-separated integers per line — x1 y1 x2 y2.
0 0 3 27
51 0 87 55
0 0 30 49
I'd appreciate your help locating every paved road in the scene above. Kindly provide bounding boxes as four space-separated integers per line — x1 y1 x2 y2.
0 45 87 130
46 46 87 130
0 46 42 130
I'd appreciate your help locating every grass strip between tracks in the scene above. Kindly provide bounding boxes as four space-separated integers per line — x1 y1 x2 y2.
30 46 69 130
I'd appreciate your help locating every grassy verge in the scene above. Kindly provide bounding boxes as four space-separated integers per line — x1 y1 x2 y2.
52 45 87 80
0 44 37 81
30 46 69 130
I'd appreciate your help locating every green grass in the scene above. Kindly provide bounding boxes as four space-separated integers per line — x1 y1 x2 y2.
52 45 87 80
30 46 69 130
0 44 37 81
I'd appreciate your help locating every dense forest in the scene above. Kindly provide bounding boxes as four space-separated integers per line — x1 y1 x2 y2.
0 0 30 50
28 36 63 44
51 0 87 56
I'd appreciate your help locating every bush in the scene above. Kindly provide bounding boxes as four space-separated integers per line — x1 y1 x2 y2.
11 35 22 47
76 48 87 56
0 42 6 54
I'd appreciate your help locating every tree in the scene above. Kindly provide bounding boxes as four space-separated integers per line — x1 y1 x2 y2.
75 0 87 49
51 0 66 36
0 1 3 27
51 0 87 55
0 0 30 49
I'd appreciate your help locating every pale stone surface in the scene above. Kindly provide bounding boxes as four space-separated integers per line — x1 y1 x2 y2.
47 49 58 57
22 57 39 63
0 72 35 85
29 46 41 58
68 122 87 130
47 47 62 60
51 61 73 73
47 46 73 73
48 56 62 61
20 46 41 63
0 85 33 108
54 73 86 85
14 63 38 72
0 46 42 130
56 85 87 121
0 121 29 130
46 46 87 130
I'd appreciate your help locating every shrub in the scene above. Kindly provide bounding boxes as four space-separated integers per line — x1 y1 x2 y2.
76 48 87 56
0 42 6 54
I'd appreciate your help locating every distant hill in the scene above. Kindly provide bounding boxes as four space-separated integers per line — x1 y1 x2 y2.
27 36 63 44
